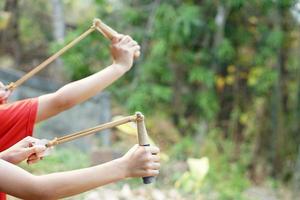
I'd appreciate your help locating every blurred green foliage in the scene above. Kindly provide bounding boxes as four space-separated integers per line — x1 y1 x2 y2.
50 0 300 194
21 147 90 174
2 0 300 198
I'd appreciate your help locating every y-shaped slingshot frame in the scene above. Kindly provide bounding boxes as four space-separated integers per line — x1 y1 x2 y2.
4 19 153 184
5 18 140 91
46 112 155 184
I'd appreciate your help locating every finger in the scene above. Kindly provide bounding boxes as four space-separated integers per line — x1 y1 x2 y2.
28 153 39 161
126 40 138 47
2 90 11 99
27 158 40 165
0 81 5 89
127 144 139 155
145 169 159 177
145 162 160 170
151 154 160 162
34 145 47 154
112 37 118 44
27 155 39 162
24 137 47 149
134 51 141 58
27 152 44 164
153 163 161 170
24 136 40 144
112 34 123 44
0 90 7 101
146 146 160 154
24 145 46 156
119 35 132 45
129 46 141 54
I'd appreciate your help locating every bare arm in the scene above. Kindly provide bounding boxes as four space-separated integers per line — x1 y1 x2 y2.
0 145 160 200
0 158 126 200
37 63 125 122
36 35 140 122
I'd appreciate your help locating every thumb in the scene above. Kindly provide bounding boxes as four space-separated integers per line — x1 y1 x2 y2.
112 34 124 44
127 144 139 155
24 145 46 156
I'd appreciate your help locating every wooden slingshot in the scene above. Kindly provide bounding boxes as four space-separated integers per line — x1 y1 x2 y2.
5 18 140 91
46 112 155 184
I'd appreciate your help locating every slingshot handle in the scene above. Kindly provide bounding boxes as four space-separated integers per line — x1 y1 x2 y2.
135 112 155 184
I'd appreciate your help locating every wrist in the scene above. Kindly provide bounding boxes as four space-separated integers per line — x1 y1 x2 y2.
0 151 10 162
110 63 128 75
116 157 130 179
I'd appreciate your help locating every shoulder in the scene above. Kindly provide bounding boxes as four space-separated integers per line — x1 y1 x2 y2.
0 98 38 109
0 98 38 117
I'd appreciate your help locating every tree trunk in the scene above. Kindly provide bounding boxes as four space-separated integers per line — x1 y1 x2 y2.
213 2 231 138
292 146 300 198
50 0 65 81
212 1 230 71
99 92 112 147
170 62 185 132
51 0 65 42
1 0 21 66
270 6 286 177
131 0 161 88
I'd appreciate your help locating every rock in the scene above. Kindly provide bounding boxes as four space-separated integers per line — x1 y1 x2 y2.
84 192 100 200
152 189 166 200
244 186 278 200
120 184 134 199
168 189 183 200
97 188 119 200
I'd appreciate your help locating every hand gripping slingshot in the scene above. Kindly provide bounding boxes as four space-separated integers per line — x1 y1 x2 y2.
3 19 153 184
46 112 155 184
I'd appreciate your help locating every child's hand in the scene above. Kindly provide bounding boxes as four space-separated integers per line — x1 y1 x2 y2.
0 81 11 104
110 35 140 73
121 144 160 178
0 136 46 165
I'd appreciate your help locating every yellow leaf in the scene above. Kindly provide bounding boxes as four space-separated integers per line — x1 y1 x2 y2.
113 115 169 162
216 76 225 91
249 16 258 24
239 113 248 125
0 12 11 30
225 75 235 85
187 157 209 182
227 65 236 73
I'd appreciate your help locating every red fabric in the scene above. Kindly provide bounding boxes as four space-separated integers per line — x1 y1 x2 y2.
0 98 38 151
0 193 6 200
0 98 38 200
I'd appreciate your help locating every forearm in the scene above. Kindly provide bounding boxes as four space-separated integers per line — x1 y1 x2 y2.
0 159 42 199
36 35 139 123
56 63 125 106
0 158 127 200
37 158 127 199
0 151 5 160
0 151 11 163
36 63 126 122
